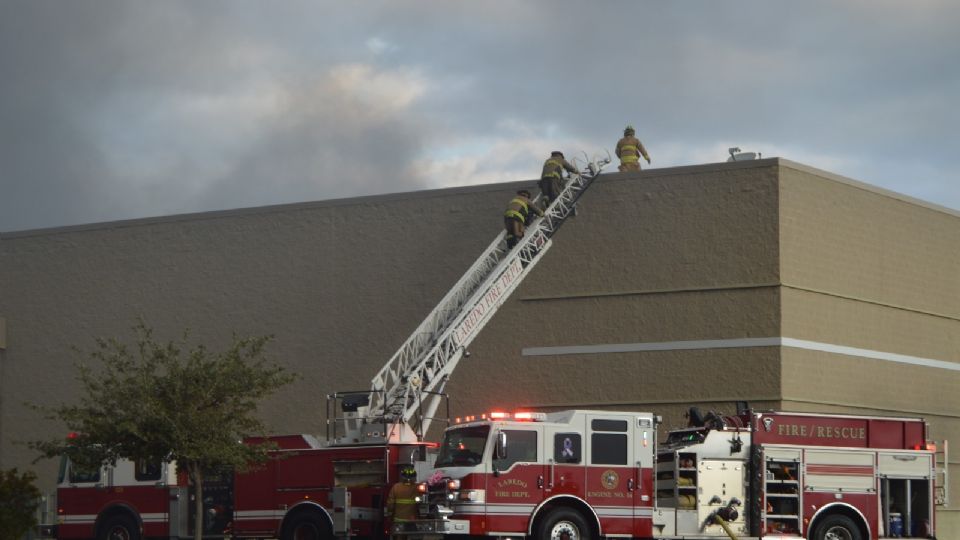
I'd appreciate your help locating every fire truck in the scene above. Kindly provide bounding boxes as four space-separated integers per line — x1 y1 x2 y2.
41 154 613 540
406 407 947 540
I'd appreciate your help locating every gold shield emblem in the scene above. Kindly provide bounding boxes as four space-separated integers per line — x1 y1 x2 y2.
601 469 619 490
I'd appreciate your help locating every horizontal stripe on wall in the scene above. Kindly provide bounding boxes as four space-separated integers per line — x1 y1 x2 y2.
522 337 960 372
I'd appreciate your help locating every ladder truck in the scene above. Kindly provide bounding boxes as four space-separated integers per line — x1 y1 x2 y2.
403 407 947 540
43 153 612 540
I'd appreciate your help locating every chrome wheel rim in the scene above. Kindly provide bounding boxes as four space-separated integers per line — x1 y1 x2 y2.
107 526 130 540
549 520 580 540
824 525 853 540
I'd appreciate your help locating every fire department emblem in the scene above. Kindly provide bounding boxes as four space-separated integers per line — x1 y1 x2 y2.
763 417 774 432
601 470 619 490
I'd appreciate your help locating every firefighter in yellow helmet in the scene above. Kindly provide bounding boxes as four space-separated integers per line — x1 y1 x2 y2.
539 151 579 209
503 189 544 249
385 465 420 534
616 125 650 172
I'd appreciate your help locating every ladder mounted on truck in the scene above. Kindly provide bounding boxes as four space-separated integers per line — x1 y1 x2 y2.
328 152 611 444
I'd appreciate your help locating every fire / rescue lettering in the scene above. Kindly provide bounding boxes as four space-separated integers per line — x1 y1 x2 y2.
814 426 867 439
776 423 866 440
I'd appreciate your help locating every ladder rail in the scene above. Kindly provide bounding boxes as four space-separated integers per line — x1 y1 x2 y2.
364 230 510 426
341 153 610 442
392 156 610 435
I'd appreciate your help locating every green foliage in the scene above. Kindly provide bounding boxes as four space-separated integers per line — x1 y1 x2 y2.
30 319 297 477
0 468 41 540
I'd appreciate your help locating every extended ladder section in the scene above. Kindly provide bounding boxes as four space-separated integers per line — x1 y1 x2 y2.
331 153 611 444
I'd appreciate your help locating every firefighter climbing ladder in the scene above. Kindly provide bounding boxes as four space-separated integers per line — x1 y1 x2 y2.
331 152 611 444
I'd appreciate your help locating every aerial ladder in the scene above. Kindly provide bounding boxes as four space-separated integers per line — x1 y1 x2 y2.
328 152 612 444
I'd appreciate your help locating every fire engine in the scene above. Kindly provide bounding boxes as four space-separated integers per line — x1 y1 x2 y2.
406 406 947 540
41 154 613 540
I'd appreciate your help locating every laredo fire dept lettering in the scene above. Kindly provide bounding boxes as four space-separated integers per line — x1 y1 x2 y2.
494 477 530 498
453 259 523 347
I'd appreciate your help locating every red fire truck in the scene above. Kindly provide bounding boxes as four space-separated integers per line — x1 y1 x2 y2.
405 407 945 540
41 156 613 540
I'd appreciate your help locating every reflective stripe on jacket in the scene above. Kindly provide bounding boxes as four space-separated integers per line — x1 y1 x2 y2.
386 482 420 522
504 197 531 221
542 159 564 179
616 136 648 163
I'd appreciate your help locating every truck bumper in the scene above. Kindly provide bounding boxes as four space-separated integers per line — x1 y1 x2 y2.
391 518 471 538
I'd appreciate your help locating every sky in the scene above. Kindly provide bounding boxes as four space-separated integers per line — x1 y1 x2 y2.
1 0 958 232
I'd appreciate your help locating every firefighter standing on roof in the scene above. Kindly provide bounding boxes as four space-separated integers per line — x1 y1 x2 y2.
616 125 650 171
386 465 419 533
503 189 543 249
539 151 578 209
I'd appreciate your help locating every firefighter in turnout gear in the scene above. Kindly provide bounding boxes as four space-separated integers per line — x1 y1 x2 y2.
503 189 543 250
386 465 420 533
616 125 650 172
539 151 579 209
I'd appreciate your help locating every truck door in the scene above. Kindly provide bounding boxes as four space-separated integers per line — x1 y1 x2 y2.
487 425 544 534
633 415 656 537
585 414 635 536
544 425 586 500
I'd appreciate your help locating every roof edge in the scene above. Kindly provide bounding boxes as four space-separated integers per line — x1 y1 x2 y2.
777 158 960 219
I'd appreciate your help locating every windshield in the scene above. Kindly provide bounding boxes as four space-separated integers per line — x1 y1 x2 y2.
435 425 490 467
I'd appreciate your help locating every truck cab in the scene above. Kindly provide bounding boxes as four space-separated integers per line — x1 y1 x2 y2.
408 409 658 539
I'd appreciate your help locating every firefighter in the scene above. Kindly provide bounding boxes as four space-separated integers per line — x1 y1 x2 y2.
539 151 579 209
616 125 651 172
385 465 419 533
503 189 543 249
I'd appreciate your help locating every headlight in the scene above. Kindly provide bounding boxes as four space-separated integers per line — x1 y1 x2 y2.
447 479 460 490
458 489 485 502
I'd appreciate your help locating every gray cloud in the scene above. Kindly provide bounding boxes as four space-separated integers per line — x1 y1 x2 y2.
1 0 958 232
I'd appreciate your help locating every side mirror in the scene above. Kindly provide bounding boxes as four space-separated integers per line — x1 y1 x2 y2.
494 431 507 460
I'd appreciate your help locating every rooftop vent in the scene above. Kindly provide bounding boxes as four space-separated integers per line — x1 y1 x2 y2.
727 147 761 162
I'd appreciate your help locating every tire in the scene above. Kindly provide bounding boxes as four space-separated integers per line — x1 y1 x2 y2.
535 508 592 540
98 514 141 540
282 512 331 540
812 514 862 540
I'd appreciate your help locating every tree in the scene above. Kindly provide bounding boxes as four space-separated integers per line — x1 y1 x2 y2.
31 321 297 540
0 468 41 540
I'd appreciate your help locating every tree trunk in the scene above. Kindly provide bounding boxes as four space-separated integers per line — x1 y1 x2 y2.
190 463 204 540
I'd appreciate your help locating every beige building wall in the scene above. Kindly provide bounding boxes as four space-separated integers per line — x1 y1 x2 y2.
2 157 957 534
778 162 960 531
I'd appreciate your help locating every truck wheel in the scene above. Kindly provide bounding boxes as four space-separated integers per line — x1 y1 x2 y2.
282 513 330 540
98 514 141 540
536 508 592 540
813 514 861 540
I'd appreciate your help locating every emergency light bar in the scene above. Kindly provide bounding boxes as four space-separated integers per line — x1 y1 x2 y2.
453 411 547 423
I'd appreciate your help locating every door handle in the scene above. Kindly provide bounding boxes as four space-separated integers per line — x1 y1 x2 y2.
538 475 545 489
627 478 636 492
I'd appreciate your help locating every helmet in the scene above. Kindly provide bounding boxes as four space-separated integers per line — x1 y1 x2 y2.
400 465 417 481
624 125 635 136
551 150 564 158
517 189 532 198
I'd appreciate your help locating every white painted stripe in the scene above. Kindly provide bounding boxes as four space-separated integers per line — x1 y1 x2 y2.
595 508 633 516
523 337 960 372
234 509 286 520
523 337 779 356
62 515 96 524
781 337 960 371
